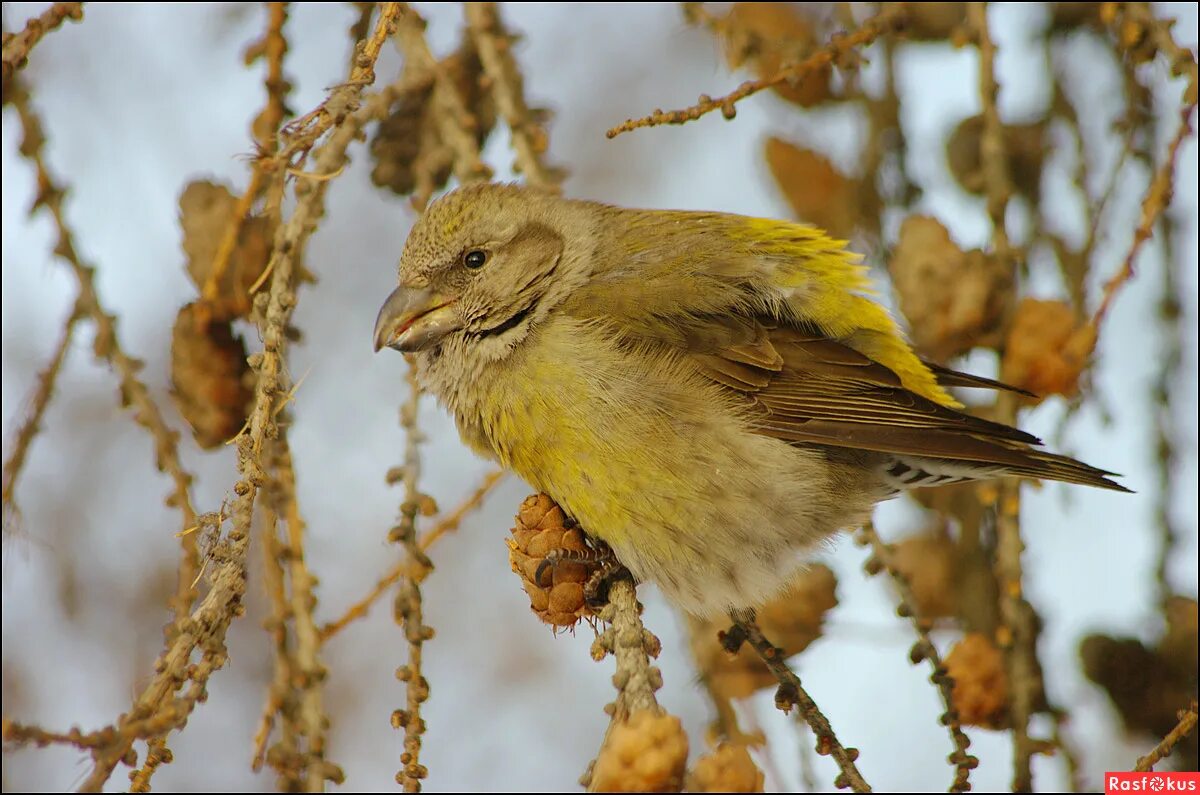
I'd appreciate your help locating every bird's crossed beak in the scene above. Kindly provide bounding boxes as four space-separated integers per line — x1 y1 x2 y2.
373 285 461 353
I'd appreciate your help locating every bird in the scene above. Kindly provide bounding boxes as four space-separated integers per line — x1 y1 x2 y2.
373 183 1127 618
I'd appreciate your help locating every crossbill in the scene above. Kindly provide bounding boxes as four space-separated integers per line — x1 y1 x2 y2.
373 183 1126 617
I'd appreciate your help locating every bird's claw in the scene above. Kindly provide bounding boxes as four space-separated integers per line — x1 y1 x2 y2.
533 539 626 609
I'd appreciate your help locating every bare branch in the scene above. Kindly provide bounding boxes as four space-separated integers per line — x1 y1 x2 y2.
605 4 906 138
1 2 83 81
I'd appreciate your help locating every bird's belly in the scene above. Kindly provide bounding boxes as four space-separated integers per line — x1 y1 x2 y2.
466 347 872 616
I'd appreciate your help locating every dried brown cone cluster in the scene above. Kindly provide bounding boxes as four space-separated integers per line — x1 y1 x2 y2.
169 303 254 450
692 565 838 699
766 137 866 242
1081 596 1199 770
590 710 689 793
507 493 607 628
370 40 497 197
178 180 274 321
171 180 274 448
945 632 1010 729
946 114 1046 201
1001 298 1096 402
905 2 969 41
687 742 765 793
889 216 1013 362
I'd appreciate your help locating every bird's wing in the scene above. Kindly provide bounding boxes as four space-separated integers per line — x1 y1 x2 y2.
684 315 1127 490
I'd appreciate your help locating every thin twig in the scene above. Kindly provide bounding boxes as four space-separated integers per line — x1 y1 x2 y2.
1 2 83 81
970 6 1042 791
283 443 339 790
722 612 871 793
254 483 298 780
1 300 80 524
318 468 505 642
199 2 291 316
464 3 562 191
254 438 340 790
7 74 202 635
275 1 401 167
394 2 492 207
2 719 113 751
1134 704 1198 772
391 365 432 792
127 739 172 792
605 4 907 138
857 524 977 793
1090 103 1195 332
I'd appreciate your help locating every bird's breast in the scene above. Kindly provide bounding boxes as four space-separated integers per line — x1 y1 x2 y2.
419 317 869 616
430 319 731 537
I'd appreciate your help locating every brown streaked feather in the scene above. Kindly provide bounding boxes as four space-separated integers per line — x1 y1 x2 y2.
693 354 772 390
679 314 1128 492
922 360 1037 397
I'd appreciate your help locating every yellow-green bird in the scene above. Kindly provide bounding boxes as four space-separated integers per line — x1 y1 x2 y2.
373 183 1127 617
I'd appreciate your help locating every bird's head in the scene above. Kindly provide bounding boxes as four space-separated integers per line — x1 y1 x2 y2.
373 183 592 361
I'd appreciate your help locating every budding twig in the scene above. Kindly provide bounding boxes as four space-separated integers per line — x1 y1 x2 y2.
1134 703 1199 772
605 4 906 138
971 4 1041 790
723 611 871 793
2 299 80 526
464 2 562 191
857 524 977 793
1 2 83 81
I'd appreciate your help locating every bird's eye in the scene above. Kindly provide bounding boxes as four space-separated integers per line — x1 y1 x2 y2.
463 250 488 269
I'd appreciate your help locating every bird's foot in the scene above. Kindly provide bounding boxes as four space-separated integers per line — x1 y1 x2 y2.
583 555 631 610
534 538 627 609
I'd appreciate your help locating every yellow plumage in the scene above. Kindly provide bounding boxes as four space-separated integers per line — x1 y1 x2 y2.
373 183 1125 616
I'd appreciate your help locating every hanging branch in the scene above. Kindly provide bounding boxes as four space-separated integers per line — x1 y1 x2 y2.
319 468 505 643
6 74 203 631
254 440 341 791
2 300 80 524
66 8 395 785
464 2 562 191
858 524 977 793
721 613 871 792
199 1 292 317
389 365 434 793
970 4 1041 791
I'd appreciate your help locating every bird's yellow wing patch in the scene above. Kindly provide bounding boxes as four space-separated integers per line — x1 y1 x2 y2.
729 216 960 409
